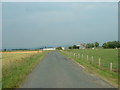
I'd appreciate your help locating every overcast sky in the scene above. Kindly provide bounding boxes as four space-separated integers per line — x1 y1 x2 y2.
2 2 118 49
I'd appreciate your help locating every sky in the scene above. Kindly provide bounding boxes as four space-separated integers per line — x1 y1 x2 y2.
0 3 2 50
1 0 119 2
2 2 118 49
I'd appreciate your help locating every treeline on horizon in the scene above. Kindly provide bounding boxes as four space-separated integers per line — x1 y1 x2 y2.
2 47 54 51
2 41 120 51
68 41 120 49
2 48 41 51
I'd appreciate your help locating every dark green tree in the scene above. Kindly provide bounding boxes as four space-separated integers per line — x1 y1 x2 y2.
102 41 120 48
56 47 62 50
69 46 73 49
4 49 7 51
102 43 108 48
95 42 99 47
73 45 79 49
86 43 94 48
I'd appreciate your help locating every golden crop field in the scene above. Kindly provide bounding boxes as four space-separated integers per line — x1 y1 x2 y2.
2 52 36 69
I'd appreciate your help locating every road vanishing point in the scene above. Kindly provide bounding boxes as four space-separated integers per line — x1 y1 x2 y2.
21 51 114 88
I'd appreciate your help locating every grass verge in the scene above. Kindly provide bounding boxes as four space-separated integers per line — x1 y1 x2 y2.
59 49 119 88
2 51 49 88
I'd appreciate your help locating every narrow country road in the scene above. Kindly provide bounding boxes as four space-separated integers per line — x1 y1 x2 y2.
21 51 114 88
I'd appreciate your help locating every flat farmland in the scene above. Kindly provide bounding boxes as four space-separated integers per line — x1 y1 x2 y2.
63 49 118 70
60 49 119 87
2 51 48 88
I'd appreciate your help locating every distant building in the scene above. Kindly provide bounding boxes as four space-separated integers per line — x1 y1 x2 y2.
43 48 56 51
61 47 65 50
76 45 80 47
79 44 87 49
61 47 68 50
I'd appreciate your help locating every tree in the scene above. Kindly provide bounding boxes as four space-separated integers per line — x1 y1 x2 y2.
69 46 73 49
95 42 99 47
73 45 79 49
86 43 91 48
102 41 120 49
86 43 94 48
73 45 76 49
118 41 120 48
102 43 108 48
91 43 94 48
56 47 62 50
3 49 7 51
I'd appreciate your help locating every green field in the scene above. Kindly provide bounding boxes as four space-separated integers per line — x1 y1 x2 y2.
60 49 119 87
2 51 48 88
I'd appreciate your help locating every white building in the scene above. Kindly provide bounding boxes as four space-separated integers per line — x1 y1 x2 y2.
43 48 56 51
61 47 65 50
61 47 69 50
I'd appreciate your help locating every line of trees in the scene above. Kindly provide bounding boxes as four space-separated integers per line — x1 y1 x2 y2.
68 42 99 49
69 45 79 49
86 42 99 48
3 48 30 51
87 41 120 49
102 41 120 49
68 41 120 49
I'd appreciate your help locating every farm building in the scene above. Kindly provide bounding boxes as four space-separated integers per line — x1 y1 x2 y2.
61 47 68 50
77 44 87 49
43 48 56 51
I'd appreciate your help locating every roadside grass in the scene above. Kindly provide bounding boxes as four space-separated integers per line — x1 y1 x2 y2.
59 49 119 88
2 51 48 88
0 53 2 90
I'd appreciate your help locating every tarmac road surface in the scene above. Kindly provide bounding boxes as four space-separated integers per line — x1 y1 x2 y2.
21 51 114 88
